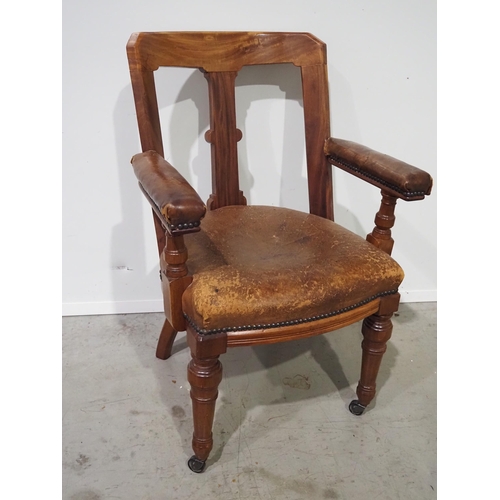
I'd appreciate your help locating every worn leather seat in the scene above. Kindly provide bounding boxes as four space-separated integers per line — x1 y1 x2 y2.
182 205 404 334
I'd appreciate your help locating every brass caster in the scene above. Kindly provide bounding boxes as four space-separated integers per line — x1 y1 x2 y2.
349 399 366 416
187 455 206 473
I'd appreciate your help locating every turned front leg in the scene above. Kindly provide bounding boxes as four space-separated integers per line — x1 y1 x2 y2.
185 329 227 472
187 355 223 472
350 313 393 415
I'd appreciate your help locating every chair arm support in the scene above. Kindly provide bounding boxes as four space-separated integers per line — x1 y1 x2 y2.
324 138 433 201
131 150 207 234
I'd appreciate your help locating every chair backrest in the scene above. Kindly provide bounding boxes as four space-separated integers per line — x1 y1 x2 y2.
127 32 333 219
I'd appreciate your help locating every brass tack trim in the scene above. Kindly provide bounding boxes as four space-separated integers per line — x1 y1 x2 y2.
184 289 399 336
170 220 201 231
327 155 427 198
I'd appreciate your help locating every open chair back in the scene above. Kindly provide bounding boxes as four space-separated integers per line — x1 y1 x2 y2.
127 31 333 219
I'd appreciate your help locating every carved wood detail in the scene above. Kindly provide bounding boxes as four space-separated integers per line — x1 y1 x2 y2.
366 191 398 255
161 234 192 331
187 355 223 461
355 313 394 407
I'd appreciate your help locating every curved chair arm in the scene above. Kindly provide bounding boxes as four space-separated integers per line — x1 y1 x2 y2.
131 150 207 235
324 138 433 201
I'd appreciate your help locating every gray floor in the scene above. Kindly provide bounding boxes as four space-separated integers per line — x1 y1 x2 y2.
62 302 436 500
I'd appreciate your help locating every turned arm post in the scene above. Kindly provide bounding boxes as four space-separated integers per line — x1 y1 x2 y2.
160 233 193 332
366 191 397 256
156 231 193 359
164 233 189 279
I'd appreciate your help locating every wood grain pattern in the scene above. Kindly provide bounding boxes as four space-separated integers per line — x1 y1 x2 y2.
126 54 164 156
226 300 380 347
204 71 245 209
301 64 333 220
127 32 325 72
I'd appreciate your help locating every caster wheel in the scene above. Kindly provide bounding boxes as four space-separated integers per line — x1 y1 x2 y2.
349 400 366 416
188 456 206 473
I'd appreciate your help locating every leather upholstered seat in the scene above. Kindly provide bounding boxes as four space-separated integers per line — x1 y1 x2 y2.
183 205 404 334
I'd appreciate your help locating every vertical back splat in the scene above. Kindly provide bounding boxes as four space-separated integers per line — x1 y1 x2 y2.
204 71 246 210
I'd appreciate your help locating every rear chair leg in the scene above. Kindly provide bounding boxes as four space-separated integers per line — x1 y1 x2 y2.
349 313 393 415
156 319 178 360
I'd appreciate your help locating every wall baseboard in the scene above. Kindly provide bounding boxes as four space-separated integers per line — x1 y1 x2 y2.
62 300 164 317
62 290 436 317
399 289 437 303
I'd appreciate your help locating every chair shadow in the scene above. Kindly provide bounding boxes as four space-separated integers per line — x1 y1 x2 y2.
116 291 430 469
111 309 403 468
208 303 431 467
158 63 310 209
206 324 400 468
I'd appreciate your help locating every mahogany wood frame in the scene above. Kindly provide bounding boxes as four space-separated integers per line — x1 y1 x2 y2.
126 31 432 472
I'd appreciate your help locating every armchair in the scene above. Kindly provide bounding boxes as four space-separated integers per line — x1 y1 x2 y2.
126 31 432 473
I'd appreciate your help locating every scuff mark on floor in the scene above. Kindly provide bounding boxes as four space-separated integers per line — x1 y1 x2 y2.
282 374 311 390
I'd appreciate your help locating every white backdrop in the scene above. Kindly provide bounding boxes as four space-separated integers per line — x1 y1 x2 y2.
62 0 436 315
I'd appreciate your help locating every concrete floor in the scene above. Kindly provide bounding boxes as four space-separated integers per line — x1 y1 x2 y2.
62 302 436 500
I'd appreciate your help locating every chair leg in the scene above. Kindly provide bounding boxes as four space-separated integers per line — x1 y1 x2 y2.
156 319 178 360
349 313 393 416
187 354 223 473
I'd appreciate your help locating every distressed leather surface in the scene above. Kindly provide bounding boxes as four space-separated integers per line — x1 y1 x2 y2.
131 151 206 225
182 205 404 332
325 138 433 200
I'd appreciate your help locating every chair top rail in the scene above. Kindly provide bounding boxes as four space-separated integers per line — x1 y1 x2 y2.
127 31 326 72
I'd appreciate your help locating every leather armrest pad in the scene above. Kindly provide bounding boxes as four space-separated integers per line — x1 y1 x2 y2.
131 150 206 227
325 138 433 200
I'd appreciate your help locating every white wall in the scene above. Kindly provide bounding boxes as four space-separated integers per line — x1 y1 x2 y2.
62 0 436 315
